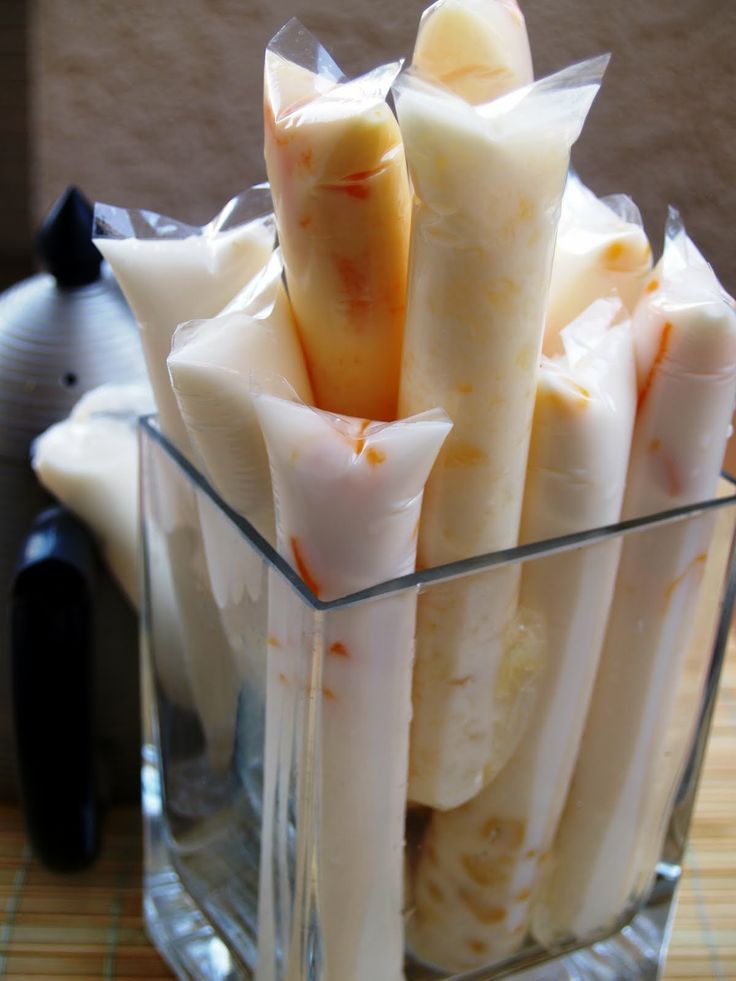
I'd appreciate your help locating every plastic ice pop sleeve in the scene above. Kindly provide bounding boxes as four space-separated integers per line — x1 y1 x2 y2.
394 57 607 809
412 0 533 104
544 173 653 356
533 214 736 946
94 186 275 455
263 20 411 420
168 250 313 543
167 251 313 695
408 299 636 971
253 395 451 981
95 191 274 771
32 382 154 607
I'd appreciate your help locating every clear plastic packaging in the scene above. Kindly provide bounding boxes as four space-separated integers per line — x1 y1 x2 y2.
253 396 451 981
168 250 313 544
408 297 637 970
535 212 736 945
411 0 533 104
263 20 411 421
394 56 608 810
95 189 275 771
94 187 275 455
544 173 653 356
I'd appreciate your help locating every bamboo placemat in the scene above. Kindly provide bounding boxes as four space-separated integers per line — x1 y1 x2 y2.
1 647 735 980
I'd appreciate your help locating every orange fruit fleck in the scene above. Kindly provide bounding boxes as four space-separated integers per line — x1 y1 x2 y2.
637 321 672 413
366 447 386 466
604 240 625 264
290 536 321 597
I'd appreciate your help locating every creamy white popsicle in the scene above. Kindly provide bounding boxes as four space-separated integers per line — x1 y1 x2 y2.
32 382 155 607
395 58 607 809
33 383 194 711
544 173 653 356
408 298 636 971
254 396 451 981
412 0 533 104
264 21 411 420
168 250 313 543
167 250 313 695
533 213 736 946
95 191 275 771
94 189 275 455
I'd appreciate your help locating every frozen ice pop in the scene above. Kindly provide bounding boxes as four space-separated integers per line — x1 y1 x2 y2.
544 173 653 356
33 383 194 712
408 298 636 970
32 382 155 607
412 0 533 104
95 191 274 772
168 250 313 543
254 395 451 981
263 21 411 420
94 189 275 455
395 58 607 809
533 213 736 945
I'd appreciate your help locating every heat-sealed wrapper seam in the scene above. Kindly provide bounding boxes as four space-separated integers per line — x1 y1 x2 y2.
265 20 402 123
94 184 274 243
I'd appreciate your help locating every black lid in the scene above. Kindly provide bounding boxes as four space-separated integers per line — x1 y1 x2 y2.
36 186 103 288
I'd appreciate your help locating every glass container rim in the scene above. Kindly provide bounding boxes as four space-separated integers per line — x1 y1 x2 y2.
139 414 736 612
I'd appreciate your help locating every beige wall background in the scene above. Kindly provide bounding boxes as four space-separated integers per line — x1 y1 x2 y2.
31 0 735 293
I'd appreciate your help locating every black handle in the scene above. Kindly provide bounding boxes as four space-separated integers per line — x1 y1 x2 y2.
10 506 100 872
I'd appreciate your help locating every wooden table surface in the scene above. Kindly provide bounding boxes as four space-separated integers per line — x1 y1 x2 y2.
1 649 734 980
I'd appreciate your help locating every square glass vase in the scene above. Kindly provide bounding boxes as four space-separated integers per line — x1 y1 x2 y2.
139 416 736 981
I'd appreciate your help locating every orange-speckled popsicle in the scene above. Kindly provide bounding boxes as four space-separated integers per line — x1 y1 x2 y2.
543 173 652 356
263 20 412 421
253 396 451 981
408 299 636 971
534 211 736 947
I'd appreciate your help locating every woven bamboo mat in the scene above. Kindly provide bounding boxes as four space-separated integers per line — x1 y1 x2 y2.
1 647 735 981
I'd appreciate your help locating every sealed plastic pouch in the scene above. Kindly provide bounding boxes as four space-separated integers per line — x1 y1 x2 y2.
408 297 637 970
263 20 411 421
394 56 608 810
534 212 736 945
32 382 154 607
94 187 275 455
167 250 313 544
544 173 653 355
253 396 451 981
95 190 275 770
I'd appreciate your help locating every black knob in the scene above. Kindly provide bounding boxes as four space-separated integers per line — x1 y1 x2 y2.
36 186 103 288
